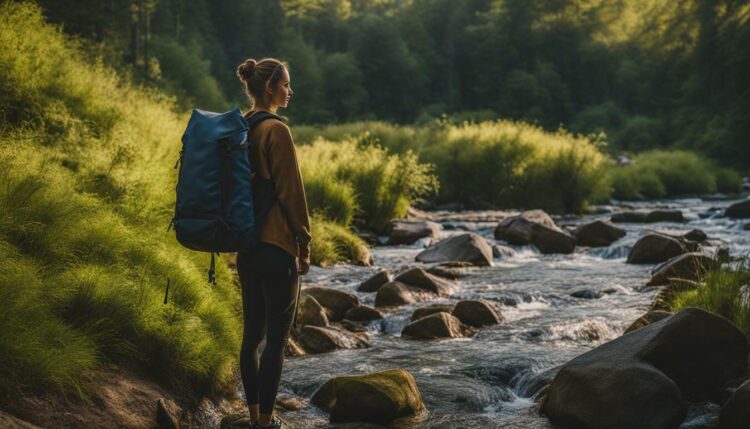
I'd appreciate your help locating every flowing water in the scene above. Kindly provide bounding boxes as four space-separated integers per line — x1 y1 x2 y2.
249 198 750 429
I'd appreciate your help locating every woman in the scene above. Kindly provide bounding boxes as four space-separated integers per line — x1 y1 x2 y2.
235 57 312 429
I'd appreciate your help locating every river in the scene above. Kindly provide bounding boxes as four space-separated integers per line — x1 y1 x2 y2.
254 198 750 429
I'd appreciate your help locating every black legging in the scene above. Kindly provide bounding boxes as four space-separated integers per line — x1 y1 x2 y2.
236 241 300 414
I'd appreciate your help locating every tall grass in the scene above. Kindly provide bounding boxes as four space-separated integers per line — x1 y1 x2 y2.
298 136 438 233
295 120 611 213
670 259 750 338
610 150 742 200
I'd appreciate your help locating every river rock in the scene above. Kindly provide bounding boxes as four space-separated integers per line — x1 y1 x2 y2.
492 244 517 259
299 325 369 354
648 252 719 286
156 398 180 429
304 287 360 322
570 289 603 300
719 380 750 429
494 210 560 244
530 225 576 254
543 308 749 429
410 304 454 321
374 281 436 307
344 305 384 322
358 270 392 293
743 223 750 231
452 300 503 327
725 199 750 219
426 265 463 280
414 233 493 266
683 229 708 243
624 310 673 334
401 312 477 339
395 267 452 295
311 369 425 424
573 220 626 247
297 294 329 327
627 233 689 264
387 220 443 245
285 334 306 357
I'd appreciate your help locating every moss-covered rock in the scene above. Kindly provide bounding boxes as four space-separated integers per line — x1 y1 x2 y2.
311 369 425 425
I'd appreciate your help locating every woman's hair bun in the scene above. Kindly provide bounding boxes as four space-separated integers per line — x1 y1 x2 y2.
236 59 257 83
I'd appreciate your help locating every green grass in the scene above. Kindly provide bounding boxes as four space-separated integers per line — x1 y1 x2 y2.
295 120 612 213
669 259 750 338
610 150 743 200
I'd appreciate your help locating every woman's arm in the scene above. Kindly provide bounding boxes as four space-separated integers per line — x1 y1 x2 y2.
267 122 312 262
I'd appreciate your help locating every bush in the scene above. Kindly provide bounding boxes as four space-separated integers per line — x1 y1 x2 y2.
294 120 611 213
310 215 371 267
610 150 742 200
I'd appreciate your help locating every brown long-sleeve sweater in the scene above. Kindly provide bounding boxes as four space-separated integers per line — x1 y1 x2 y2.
245 111 312 261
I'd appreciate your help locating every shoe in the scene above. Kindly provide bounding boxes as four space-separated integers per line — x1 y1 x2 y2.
253 415 285 429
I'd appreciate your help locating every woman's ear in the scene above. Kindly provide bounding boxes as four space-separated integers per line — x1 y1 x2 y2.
265 80 274 95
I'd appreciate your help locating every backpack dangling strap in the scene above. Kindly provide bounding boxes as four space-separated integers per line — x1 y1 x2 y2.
163 278 170 305
208 252 217 286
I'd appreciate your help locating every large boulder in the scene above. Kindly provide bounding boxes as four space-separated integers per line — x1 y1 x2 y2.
401 312 476 339
494 210 559 244
344 305 384 322
311 369 425 425
624 311 673 334
394 267 452 295
299 326 369 354
725 199 750 219
387 220 443 245
627 233 689 264
358 271 392 293
414 233 493 266
304 287 360 322
296 294 329 328
719 380 750 429
451 300 503 327
573 220 626 247
647 252 719 286
374 281 435 307
410 304 454 321
542 308 749 429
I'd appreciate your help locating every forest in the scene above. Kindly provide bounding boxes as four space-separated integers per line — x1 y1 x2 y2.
36 0 750 168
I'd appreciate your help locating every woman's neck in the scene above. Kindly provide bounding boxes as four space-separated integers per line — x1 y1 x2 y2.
251 103 276 114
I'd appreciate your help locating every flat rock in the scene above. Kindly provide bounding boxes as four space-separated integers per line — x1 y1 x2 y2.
415 233 493 266
411 304 454 321
451 300 503 327
725 199 750 219
343 305 384 322
387 220 443 245
299 325 369 354
573 220 626 247
374 281 436 307
304 287 360 322
358 270 392 293
627 233 689 264
494 210 560 244
311 369 425 425
401 312 477 339
394 267 452 295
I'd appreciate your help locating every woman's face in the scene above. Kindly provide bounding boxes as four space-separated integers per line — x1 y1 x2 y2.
268 66 293 110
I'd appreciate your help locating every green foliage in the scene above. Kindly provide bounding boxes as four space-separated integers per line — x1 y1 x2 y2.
298 136 438 233
610 150 741 200
294 120 611 213
0 3 241 399
670 260 750 338
310 215 371 267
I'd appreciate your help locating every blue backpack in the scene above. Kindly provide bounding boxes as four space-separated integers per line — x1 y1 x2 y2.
168 107 281 291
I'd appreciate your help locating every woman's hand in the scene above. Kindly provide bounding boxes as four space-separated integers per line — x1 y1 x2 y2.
298 257 311 275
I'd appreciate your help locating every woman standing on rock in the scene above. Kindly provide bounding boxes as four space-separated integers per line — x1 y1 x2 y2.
235 57 312 429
